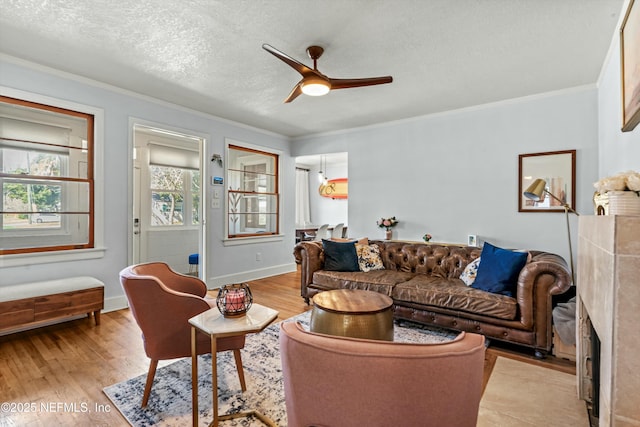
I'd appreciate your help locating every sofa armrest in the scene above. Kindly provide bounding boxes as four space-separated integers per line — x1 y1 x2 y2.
515 251 572 330
293 241 324 302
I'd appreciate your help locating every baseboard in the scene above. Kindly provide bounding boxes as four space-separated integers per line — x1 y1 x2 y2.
206 262 297 289
104 294 129 313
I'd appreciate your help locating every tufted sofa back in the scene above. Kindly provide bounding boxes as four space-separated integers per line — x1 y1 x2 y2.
371 241 482 279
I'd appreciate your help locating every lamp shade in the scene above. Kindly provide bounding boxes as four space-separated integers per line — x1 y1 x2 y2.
301 76 330 96
523 178 547 201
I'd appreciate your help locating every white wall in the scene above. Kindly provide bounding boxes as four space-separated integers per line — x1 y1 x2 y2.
0 57 296 311
597 0 640 176
292 87 601 266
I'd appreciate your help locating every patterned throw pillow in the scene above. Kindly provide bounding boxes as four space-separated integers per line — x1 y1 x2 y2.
355 243 385 272
459 257 481 286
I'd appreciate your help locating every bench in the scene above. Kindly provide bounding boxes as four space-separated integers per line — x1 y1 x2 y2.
0 277 104 333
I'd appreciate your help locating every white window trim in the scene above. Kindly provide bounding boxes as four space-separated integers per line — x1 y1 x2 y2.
222 138 282 245
0 86 106 266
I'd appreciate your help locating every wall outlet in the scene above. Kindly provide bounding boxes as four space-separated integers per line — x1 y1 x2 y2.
256 252 262 261
211 199 221 209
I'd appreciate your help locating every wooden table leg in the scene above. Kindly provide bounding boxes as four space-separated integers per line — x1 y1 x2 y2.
211 335 218 426
191 327 198 426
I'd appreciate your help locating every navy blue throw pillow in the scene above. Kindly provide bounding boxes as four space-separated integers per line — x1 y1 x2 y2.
471 242 528 297
322 239 360 272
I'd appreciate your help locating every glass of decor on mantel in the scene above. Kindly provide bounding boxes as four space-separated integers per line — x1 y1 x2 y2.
377 216 398 240
216 283 253 317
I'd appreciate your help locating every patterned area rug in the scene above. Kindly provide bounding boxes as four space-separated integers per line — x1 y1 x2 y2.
103 311 457 426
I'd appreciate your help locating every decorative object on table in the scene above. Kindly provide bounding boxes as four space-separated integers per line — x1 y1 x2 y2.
216 283 253 317
377 216 398 240
593 171 640 216
467 234 477 247
620 0 640 132
523 178 579 285
423 233 432 242
519 150 576 213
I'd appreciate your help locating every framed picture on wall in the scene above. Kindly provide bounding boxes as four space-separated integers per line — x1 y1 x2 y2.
621 0 640 132
518 150 576 213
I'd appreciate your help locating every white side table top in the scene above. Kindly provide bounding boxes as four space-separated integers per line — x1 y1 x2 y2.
189 303 279 337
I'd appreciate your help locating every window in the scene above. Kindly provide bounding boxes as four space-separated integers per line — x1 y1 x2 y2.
227 144 279 238
150 166 200 226
0 96 94 255
147 141 200 227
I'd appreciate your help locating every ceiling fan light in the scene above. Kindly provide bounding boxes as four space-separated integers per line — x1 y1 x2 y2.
301 78 330 96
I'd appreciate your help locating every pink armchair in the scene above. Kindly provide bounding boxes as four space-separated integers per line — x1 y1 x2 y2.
120 262 245 407
280 321 485 427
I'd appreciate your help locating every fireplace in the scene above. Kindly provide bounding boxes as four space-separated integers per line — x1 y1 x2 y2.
580 317 601 420
577 216 640 426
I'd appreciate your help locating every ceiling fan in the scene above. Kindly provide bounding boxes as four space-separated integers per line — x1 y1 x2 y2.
262 44 393 103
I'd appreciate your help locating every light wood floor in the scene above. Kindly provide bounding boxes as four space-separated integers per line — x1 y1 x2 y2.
0 269 582 426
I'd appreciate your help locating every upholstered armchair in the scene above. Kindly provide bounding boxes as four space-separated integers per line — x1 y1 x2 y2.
119 262 246 407
280 321 485 427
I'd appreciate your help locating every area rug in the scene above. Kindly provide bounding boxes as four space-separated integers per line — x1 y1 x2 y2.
103 311 457 427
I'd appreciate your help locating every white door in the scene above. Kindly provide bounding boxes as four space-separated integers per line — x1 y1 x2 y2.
132 125 205 277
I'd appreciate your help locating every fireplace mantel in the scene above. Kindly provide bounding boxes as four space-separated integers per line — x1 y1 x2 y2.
577 215 640 426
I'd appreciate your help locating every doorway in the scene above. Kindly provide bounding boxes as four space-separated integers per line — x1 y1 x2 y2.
294 152 348 230
132 124 205 277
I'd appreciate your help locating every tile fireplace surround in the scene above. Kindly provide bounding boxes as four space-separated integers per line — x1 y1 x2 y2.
577 215 640 427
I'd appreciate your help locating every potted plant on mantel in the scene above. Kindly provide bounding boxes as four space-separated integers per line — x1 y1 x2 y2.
377 216 398 240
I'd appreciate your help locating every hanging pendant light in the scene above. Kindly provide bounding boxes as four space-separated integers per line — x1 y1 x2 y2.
318 155 324 183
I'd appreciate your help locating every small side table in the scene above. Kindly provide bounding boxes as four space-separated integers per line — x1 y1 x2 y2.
189 303 279 426
310 289 394 341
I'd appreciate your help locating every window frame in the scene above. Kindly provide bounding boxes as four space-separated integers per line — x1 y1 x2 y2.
225 140 281 242
0 87 104 265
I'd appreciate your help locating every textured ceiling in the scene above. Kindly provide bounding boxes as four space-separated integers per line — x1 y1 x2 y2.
0 0 625 138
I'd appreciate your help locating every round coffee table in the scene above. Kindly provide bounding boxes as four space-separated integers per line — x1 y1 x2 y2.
310 289 394 341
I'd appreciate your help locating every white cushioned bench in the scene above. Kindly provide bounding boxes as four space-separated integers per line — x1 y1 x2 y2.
0 277 104 333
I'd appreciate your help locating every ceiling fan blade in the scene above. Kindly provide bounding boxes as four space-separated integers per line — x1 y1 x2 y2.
284 82 303 103
262 44 314 76
329 76 393 90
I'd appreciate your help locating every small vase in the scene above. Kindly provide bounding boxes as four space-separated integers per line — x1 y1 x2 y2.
385 229 392 240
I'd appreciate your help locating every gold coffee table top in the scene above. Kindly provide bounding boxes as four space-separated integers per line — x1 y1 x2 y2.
312 289 393 314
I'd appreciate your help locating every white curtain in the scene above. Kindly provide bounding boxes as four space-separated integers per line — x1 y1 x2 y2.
295 168 311 227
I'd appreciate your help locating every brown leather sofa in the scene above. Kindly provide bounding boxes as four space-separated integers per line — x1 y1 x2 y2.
293 240 572 357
